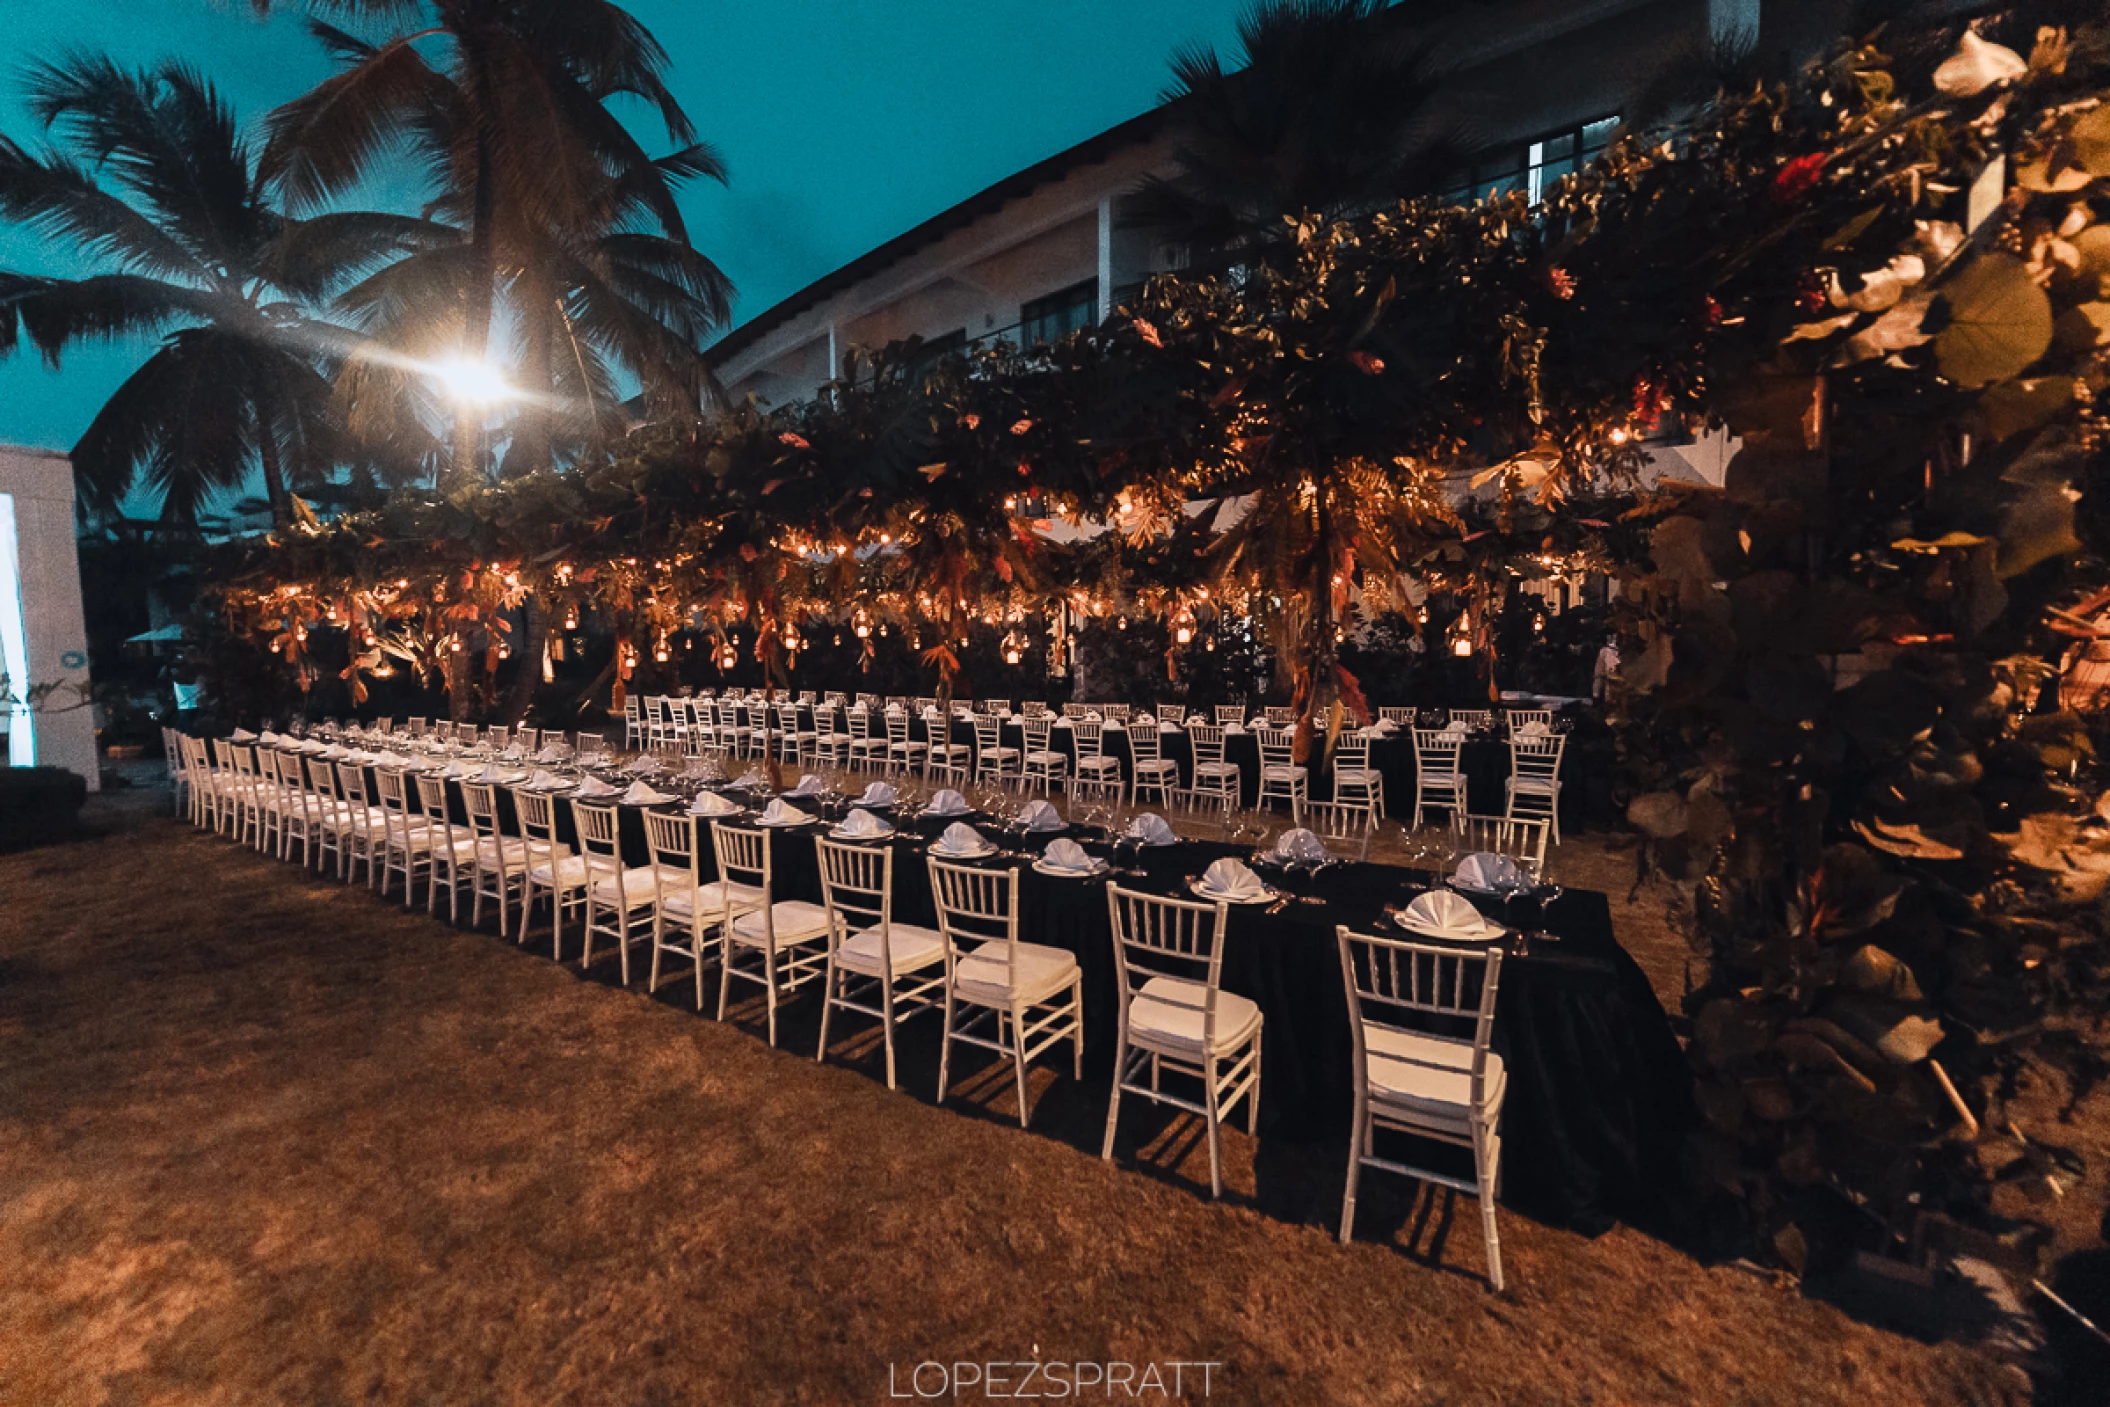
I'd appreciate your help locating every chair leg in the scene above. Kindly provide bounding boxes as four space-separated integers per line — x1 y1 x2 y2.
1010 1002 1031 1129
1203 1061 1224 1199
716 942 735 1021
1476 1125 1504 1292
692 926 709 1012
1101 1041 1126 1161
935 992 955 1105
1339 1102 1366 1244
815 958 836 1064
763 946 779 1048
880 977 900 1092
1070 978 1084 1078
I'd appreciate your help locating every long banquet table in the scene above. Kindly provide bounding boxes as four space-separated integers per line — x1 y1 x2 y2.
284 730 1685 1231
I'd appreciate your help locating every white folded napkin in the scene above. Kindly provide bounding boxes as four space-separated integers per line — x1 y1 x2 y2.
1273 828 1331 862
933 821 989 856
1126 812 1179 846
1085 710 1103 722
479 764 526 784
834 807 893 838
572 775 619 798
620 780 674 806
1017 799 1064 832
1041 837 1096 872
1455 851 1529 893
1518 721 1549 736
1052 717 1073 730
498 745 524 761
1374 718 1400 733
320 744 347 759
1401 889 1505 940
689 790 742 816
788 773 824 796
231 728 257 742
735 767 770 789
859 781 898 807
524 769 567 791
439 760 470 778
373 751 407 769
1199 857 1266 899
926 788 969 815
533 744 573 764
1444 721 1468 736
620 754 663 775
258 730 281 744
760 797 812 826
884 703 905 715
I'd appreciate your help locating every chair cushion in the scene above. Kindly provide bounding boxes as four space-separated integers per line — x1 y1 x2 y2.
1261 764 1307 782
1365 1026 1506 1131
953 940 1079 1007
1126 975 1261 1058
1194 761 1240 778
590 865 662 907
730 899 832 947
835 922 947 977
1135 759 1178 776
1335 767 1380 784
528 853 591 889
1025 750 1067 766
1508 775 1560 795
661 879 767 922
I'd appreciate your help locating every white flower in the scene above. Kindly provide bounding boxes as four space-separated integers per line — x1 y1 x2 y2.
1934 30 2026 97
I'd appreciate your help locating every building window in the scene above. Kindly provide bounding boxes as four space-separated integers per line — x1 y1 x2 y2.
1020 278 1099 349
1442 115 1620 205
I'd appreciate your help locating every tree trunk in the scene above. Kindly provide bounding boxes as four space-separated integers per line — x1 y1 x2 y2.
498 595 549 728
445 644 472 724
255 412 292 532
449 148 499 487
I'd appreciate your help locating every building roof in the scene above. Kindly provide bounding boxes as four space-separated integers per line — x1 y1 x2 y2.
704 104 1174 368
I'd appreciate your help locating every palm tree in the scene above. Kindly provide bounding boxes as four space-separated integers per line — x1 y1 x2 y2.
0 56 427 529
260 1 731 482
1129 0 1462 272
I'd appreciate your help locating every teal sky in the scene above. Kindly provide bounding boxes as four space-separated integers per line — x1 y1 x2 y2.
0 0 1251 456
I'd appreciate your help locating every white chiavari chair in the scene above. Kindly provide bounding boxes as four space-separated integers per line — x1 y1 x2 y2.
572 798 657 985
1301 798 1375 861
1505 732 1567 844
927 709 974 781
815 838 947 1089
883 710 927 776
415 772 477 922
1451 709 1494 730
642 696 668 749
846 706 885 770
1126 720 1179 806
716 700 753 758
1186 722 1243 810
776 702 816 766
1332 729 1385 816
487 724 512 753
1102 884 1263 1198
1070 718 1123 794
1411 728 1468 829
1062 702 1089 719
928 859 1083 1128
335 761 385 888
643 811 753 1009
1163 786 1232 840
1213 705 1244 725
460 781 527 939
228 743 264 848
1504 709 1552 732
1022 700 1050 719
1263 706 1294 725
972 713 1019 786
622 694 644 748
307 757 350 878
1336 925 1508 1291
711 822 832 1046
1378 706 1415 725
253 748 289 858
512 786 588 956
1102 702 1131 722
1253 726 1307 815
1021 713 1067 793
1452 813 1550 880
457 723 481 748
374 767 437 906
811 703 850 768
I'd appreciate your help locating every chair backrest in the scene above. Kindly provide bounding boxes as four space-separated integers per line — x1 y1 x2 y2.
642 809 699 909
846 707 874 741
1103 702 1131 722
1254 726 1295 768
1506 709 1553 731
1213 705 1244 724
1413 728 1463 769
407 717 429 737
1452 709 1494 729
334 759 369 809
512 787 561 857
375 767 420 850
1333 730 1372 768
1264 706 1293 724
374 717 394 735
856 692 880 711
1107 883 1231 1047
307 755 341 805
1128 720 1164 762
516 727 539 752
413 773 456 848
1164 787 1231 837
434 720 456 742
928 858 1019 978
1510 732 1566 781
1023 714 1055 751
1187 721 1228 764
1063 702 1088 718
459 724 482 747
979 698 1005 714
973 714 1002 750
824 691 848 707
624 695 643 723
1065 777 1123 818
817 837 893 955
1071 718 1107 757
488 724 511 751
1378 706 1413 724
1302 798 1375 860
718 701 743 730
915 696 937 715
230 743 258 789
884 712 913 746
1023 700 1049 718
816 703 841 735
1337 924 1504 1111
568 798 622 876
1156 703 1186 725
710 823 775 926
1453 813 1550 876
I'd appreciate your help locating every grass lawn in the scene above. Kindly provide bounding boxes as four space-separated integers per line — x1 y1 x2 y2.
0 800 2037 1405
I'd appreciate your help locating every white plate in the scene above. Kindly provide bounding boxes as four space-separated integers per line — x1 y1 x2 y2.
1186 879 1274 906
831 825 896 841
1032 858 1109 878
931 843 998 860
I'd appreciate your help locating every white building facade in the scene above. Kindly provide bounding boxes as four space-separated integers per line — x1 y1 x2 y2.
0 445 99 789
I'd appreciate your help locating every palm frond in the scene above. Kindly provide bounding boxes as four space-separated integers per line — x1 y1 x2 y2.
0 271 226 367
263 29 450 210
0 138 210 281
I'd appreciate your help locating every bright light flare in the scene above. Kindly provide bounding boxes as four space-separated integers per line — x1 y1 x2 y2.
429 356 515 406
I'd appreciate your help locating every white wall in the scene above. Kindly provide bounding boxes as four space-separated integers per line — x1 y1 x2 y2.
0 445 98 790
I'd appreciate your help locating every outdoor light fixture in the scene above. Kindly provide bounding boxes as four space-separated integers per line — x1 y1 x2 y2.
1453 636 1473 657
